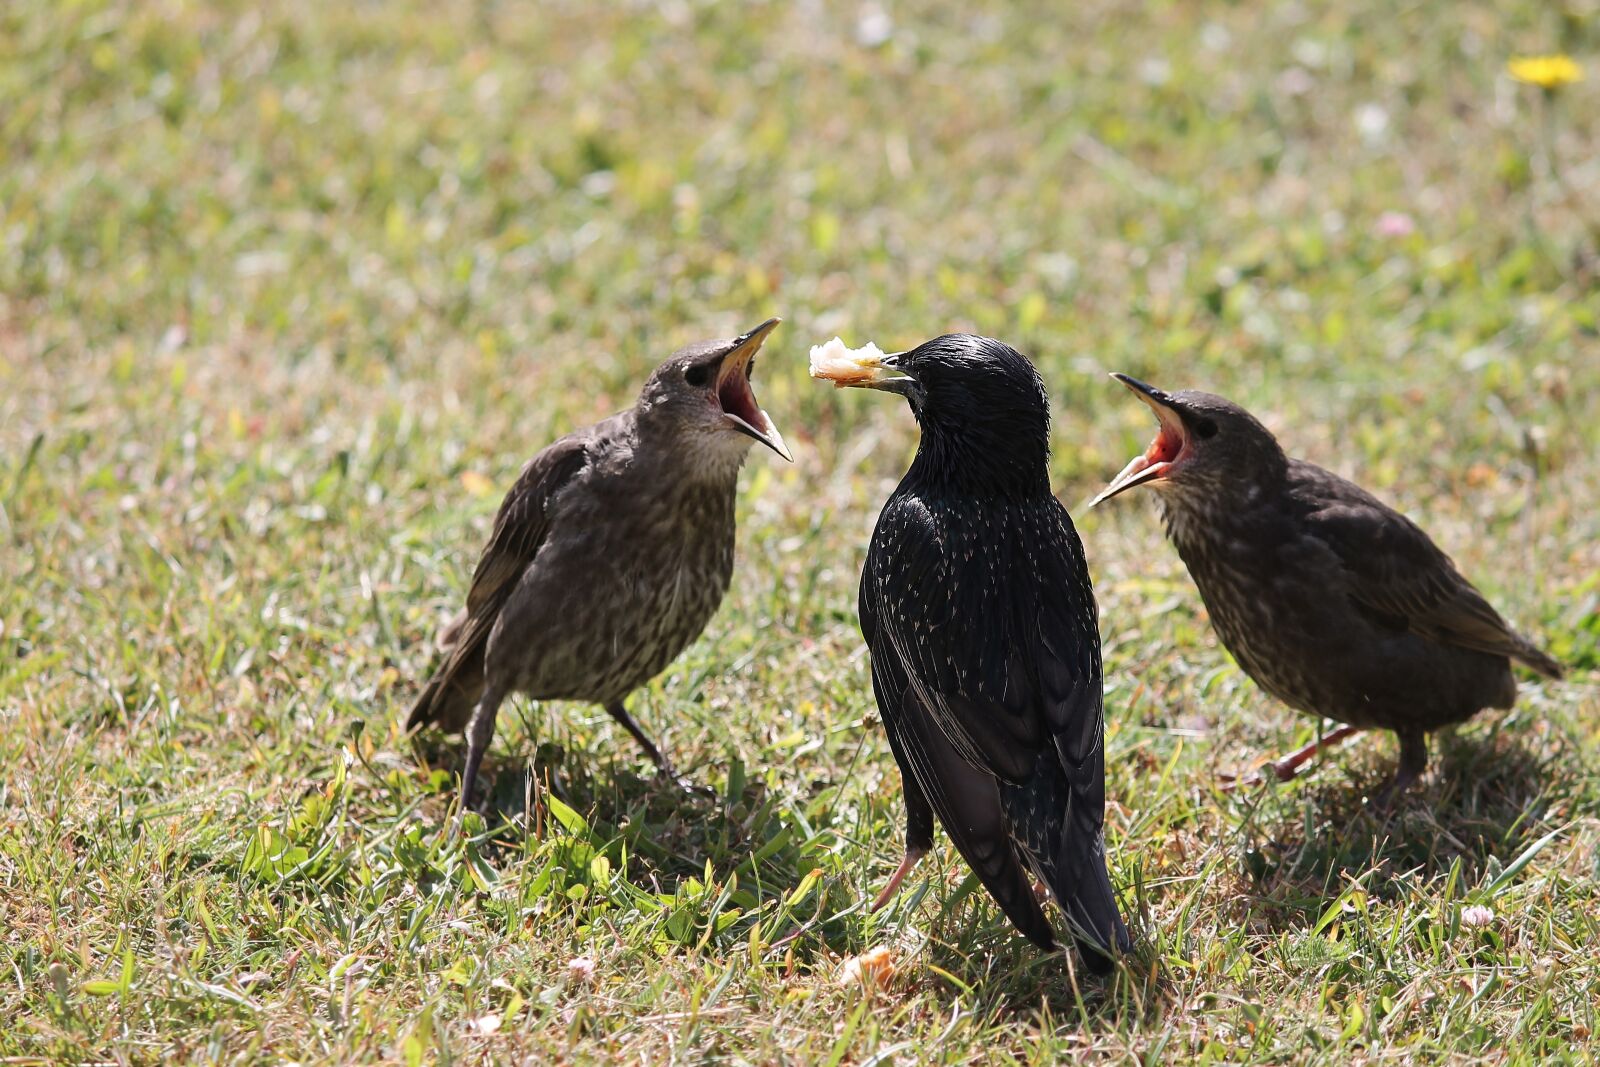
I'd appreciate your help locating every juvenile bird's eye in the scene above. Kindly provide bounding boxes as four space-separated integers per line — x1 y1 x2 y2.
684 364 712 387
1195 419 1219 439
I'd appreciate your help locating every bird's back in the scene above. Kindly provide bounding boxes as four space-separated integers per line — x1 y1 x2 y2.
1164 457 1536 731
863 482 1127 961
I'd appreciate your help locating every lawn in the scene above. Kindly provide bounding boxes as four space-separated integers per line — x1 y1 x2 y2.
3 0 1599 1062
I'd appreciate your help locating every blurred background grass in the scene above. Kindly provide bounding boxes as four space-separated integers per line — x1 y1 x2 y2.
3 1 1598 1062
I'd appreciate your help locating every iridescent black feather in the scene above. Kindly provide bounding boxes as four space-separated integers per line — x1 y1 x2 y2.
858 335 1129 969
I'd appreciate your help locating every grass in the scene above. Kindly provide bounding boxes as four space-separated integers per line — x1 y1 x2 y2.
3 0 1599 1062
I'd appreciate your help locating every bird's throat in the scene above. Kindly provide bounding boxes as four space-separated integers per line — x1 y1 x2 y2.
909 423 1052 499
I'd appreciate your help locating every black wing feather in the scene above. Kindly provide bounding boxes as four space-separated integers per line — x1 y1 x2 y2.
865 577 1056 947
862 492 1128 962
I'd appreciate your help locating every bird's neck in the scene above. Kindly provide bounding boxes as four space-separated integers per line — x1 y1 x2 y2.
1159 473 1284 552
907 424 1052 500
691 443 751 486
631 411 750 487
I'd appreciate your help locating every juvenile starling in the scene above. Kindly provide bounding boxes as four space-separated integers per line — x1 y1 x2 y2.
1092 376 1562 798
408 319 790 820
814 334 1129 970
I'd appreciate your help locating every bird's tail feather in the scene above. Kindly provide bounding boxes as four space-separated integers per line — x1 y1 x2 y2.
1050 828 1132 973
892 703 1061 952
406 636 486 734
1512 635 1563 681
999 771 1129 974
964 835 1061 953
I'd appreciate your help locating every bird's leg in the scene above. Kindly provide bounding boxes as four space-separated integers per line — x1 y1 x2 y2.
872 776 935 912
603 700 707 796
1369 731 1428 808
457 684 509 830
871 847 929 912
1220 724 1363 787
1267 724 1363 782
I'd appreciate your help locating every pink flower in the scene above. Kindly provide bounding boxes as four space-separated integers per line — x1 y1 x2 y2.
1374 211 1416 238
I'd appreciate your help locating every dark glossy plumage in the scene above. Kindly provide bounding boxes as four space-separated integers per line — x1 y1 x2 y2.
1095 378 1561 794
827 334 1128 969
407 321 789 819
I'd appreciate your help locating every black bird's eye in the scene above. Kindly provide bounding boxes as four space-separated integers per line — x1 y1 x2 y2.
684 364 712 387
1195 419 1219 440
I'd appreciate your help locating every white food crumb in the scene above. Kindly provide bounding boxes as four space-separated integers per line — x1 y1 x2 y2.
837 945 896 988
808 337 887 383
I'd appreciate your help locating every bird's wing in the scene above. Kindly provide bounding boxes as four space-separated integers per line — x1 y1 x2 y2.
462 431 591 626
1008 502 1126 962
867 495 1102 784
861 520 1057 948
861 494 1115 952
1295 462 1559 676
407 433 590 730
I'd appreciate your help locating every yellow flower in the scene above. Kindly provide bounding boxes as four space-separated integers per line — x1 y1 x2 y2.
1507 55 1584 89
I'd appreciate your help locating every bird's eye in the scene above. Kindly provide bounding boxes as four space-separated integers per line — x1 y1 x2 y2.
1195 419 1219 440
684 364 712 387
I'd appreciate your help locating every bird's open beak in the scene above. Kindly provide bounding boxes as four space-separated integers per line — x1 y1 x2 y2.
1089 373 1190 506
716 317 792 461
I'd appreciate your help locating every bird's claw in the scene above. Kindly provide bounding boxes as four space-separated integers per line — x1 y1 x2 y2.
1365 769 1419 811
1219 755 1306 791
1216 768 1266 791
656 768 715 799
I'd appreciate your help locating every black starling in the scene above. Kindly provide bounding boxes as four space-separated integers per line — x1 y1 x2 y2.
408 319 790 820
1092 375 1562 798
814 334 1129 969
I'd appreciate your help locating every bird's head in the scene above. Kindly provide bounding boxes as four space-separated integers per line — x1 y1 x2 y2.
1090 374 1286 508
814 333 1051 493
637 317 791 470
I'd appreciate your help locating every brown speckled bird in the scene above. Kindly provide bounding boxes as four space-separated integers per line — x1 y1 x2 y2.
1092 375 1562 799
407 319 790 821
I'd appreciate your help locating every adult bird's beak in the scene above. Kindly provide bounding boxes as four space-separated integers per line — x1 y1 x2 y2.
810 345 920 399
716 317 792 461
1089 373 1190 506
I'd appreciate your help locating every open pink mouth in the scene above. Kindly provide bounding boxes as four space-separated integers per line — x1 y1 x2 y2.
718 359 764 428
713 321 791 461
1144 419 1185 469
1089 385 1191 507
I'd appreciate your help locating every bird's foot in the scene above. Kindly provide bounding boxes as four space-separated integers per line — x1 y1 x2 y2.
1216 766 1270 791
451 772 494 834
655 766 715 799
1219 726 1364 791
453 790 491 836
1366 767 1421 811
1367 733 1427 811
870 848 928 913
1217 758 1309 791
